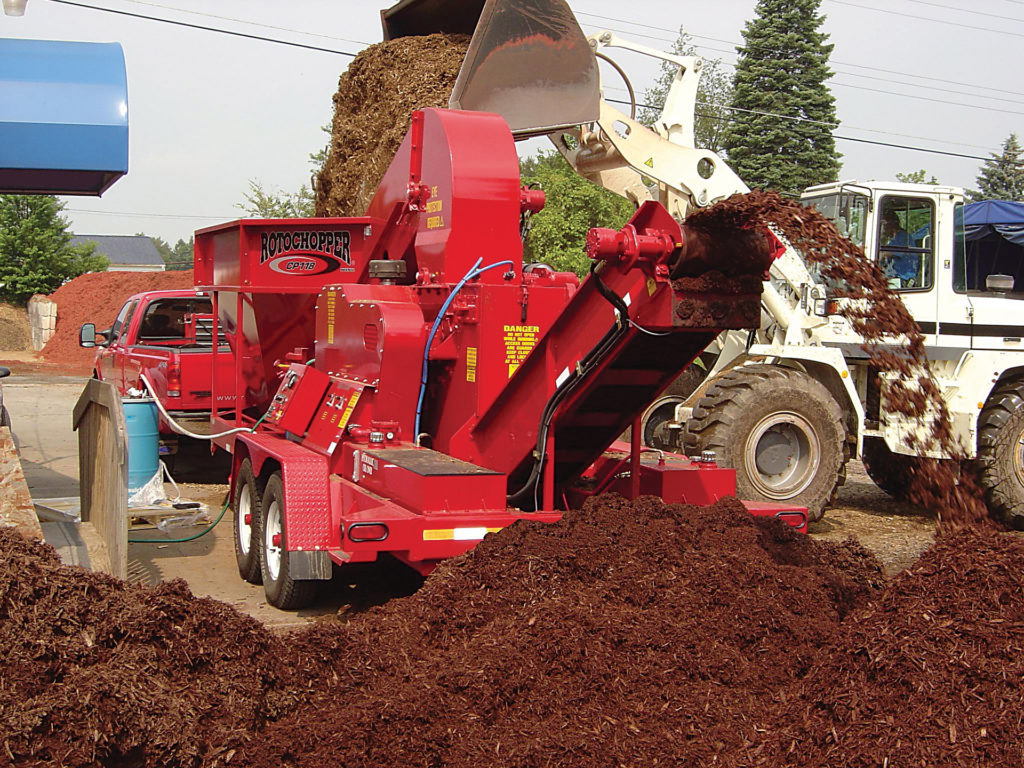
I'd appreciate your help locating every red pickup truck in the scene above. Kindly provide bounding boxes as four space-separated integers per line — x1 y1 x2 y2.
79 290 234 454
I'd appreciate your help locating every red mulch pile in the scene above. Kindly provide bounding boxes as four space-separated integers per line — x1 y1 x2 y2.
3 495 1022 767
38 271 195 373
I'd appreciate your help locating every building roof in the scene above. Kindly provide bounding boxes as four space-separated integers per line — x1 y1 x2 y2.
71 234 164 267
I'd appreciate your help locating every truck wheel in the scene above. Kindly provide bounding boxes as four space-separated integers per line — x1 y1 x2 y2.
977 380 1024 528
640 366 706 452
683 366 846 522
257 472 317 609
861 437 918 498
233 459 263 584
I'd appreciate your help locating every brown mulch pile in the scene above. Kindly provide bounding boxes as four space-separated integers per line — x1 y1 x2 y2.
4 495 1023 765
314 34 468 217
38 270 195 372
0 303 31 352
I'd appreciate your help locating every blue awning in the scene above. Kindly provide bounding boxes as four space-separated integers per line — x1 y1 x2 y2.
964 200 1024 246
0 38 128 195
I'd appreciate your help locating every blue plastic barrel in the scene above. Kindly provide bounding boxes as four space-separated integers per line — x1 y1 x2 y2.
123 398 160 493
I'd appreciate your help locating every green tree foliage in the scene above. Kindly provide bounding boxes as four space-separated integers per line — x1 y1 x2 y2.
137 233 194 271
638 28 732 154
520 152 635 277
237 180 315 218
895 169 939 184
971 133 1024 202
0 195 107 304
723 0 840 193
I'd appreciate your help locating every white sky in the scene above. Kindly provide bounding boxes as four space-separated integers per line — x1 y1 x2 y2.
3 0 1021 243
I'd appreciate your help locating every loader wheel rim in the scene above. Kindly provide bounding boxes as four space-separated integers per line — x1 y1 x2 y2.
642 396 685 452
264 499 282 582
1013 428 1024 488
745 412 820 499
237 482 253 557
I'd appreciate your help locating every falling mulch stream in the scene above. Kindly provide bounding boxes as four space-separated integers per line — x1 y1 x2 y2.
685 190 990 530
314 34 469 217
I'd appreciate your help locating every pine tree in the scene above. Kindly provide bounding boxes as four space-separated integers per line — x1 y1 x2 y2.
723 0 840 193
972 133 1024 202
638 29 732 154
0 195 107 304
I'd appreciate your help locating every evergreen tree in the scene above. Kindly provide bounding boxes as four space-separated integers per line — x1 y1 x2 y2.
971 133 1024 202
638 29 732 154
0 195 107 304
723 0 840 193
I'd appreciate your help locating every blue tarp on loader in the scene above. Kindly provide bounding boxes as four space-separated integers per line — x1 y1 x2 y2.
0 38 128 195
964 200 1024 246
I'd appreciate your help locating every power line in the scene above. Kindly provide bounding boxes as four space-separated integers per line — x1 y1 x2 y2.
64 207 236 220
825 0 1024 38
573 11 1024 98
46 0 360 56
899 0 1024 23
607 97 1021 166
117 0 373 48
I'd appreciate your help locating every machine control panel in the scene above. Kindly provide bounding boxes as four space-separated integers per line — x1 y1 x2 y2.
303 379 365 455
266 363 331 436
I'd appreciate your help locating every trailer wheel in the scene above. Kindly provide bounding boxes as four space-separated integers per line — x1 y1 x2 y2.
683 366 846 522
640 367 706 452
232 458 263 584
977 380 1024 528
257 472 317 609
861 437 919 499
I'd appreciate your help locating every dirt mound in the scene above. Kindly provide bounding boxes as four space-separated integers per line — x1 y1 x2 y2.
0 303 30 352
315 34 468 217
39 270 195 371
0 496 884 767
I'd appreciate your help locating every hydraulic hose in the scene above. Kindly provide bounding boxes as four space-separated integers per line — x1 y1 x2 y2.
507 263 631 509
138 372 266 440
414 258 514 442
127 495 230 544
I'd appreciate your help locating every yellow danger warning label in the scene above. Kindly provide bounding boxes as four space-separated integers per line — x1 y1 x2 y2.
466 346 477 383
503 324 539 378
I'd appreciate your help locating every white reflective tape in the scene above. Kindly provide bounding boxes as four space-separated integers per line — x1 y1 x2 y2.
555 367 571 387
453 527 489 541
622 292 632 307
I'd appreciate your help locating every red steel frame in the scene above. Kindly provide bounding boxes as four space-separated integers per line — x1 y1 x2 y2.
194 108 805 581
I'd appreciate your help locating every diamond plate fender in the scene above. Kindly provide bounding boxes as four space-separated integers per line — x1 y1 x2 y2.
234 432 333 552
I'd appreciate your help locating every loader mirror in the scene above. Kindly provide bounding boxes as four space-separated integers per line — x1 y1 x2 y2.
79 323 97 348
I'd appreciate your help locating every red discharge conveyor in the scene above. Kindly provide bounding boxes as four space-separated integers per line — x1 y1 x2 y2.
194 108 803 607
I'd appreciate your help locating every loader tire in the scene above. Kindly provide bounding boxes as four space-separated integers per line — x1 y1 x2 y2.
683 366 846 523
861 438 919 499
977 380 1024 529
233 458 263 584
258 472 318 610
640 366 706 452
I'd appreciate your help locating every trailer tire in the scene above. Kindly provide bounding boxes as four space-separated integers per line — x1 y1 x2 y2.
861 438 919 499
257 472 317 609
977 380 1024 528
232 458 263 584
683 366 846 522
640 366 706 452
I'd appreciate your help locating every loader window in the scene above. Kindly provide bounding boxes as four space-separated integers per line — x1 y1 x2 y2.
876 196 934 292
953 205 1024 297
806 192 868 248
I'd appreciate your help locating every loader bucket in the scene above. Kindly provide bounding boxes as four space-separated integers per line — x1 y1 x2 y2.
381 0 599 137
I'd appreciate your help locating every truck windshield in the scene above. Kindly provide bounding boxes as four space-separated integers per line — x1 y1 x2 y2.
804 192 869 249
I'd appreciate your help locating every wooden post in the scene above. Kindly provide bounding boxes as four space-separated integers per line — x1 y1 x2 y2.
73 379 128 579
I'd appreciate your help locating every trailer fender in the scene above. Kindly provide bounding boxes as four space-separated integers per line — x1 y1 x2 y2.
232 433 333 580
